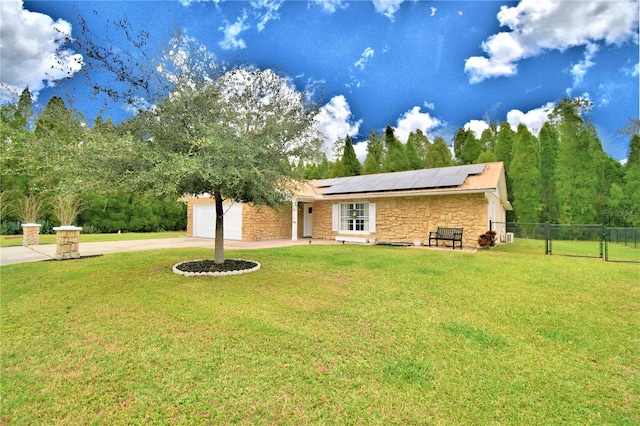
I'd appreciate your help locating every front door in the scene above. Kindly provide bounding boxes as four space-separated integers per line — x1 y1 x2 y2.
303 204 313 237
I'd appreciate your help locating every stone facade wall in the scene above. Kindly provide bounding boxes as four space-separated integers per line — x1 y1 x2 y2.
54 228 81 260
310 193 490 248
187 193 496 247
242 203 295 241
21 224 41 246
187 198 300 241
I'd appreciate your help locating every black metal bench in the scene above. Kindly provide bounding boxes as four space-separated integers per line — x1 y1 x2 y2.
428 227 463 250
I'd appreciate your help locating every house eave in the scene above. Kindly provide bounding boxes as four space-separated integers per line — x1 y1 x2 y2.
297 188 497 202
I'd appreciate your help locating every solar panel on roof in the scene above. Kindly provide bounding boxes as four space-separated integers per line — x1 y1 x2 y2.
464 163 486 175
370 180 394 191
413 176 442 189
417 169 438 177
391 178 420 190
437 174 468 187
435 166 462 176
316 178 337 188
319 164 487 195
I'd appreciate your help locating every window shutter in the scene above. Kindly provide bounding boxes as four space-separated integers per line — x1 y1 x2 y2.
332 204 339 232
369 203 376 233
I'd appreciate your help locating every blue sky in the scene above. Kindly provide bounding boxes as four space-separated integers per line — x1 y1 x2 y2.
2 0 638 161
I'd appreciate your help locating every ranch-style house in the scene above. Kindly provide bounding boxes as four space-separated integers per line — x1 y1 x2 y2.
186 162 511 248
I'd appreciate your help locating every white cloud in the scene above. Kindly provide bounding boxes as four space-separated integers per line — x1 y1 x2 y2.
314 95 362 158
179 0 221 5
371 0 406 20
251 0 284 32
430 7 437 17
348 47 375 89
216 1 283 50
394 106 443 143
353 140 368 162
465 0 640 84
0 0 83 101
623 62 639 77
354 47 375 71
568 42 598 93
506 102 555 136
464 120 490 138
219 11 250 50
462 102 555 138
312 0 347 13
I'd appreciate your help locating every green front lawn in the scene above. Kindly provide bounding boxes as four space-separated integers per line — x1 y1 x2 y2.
2 244 638 424
0 231 186 247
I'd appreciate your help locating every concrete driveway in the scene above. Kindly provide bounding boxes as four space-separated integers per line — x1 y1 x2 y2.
0 237 334 266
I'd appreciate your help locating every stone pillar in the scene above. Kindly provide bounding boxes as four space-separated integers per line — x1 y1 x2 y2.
53 226 82 260
21 223 42 246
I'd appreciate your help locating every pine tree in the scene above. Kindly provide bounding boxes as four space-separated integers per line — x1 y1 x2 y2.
627 133 640 167
494 121 516 171
30 96 86 193
476 150 497 163
479 122 498 152
538 121 559 222
14 87 33 129
453 128 481 164
338 135 362 177
383 125 408 172
405 137 423 170
553 98 601 224
407 129 430 165
510 124 541 223
623 134 640 226
494 122 517 220
426 137 452 168
363 130 384 175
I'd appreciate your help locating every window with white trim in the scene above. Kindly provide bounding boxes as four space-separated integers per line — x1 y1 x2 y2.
333 202 376 233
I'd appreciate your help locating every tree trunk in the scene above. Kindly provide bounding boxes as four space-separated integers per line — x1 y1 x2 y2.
214 186 225 264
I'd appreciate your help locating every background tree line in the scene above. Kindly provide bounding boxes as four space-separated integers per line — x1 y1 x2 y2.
0 88 187 234
2 87 638 232
298 99 639 227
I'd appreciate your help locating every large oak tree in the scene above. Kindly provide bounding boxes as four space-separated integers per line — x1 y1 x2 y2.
88 65 320 264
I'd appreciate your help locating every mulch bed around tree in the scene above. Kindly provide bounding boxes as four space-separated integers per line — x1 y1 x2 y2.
173 259 261 277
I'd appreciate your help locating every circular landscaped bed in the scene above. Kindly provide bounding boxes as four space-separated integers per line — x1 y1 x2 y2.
172 258 261 277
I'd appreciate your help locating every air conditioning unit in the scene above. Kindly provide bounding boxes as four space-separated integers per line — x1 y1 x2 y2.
505 232 514 243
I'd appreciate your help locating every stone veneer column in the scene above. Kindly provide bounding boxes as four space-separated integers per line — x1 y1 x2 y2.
21 223 42 246
53 226 82 260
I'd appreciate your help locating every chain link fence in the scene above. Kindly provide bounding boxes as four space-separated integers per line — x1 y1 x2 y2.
605 227 640 263
490 222 639 264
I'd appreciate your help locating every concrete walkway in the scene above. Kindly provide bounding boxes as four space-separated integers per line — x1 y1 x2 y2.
0 237 336 266
0 237 475 267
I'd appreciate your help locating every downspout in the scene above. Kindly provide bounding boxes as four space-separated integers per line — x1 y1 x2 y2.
291 199 298 241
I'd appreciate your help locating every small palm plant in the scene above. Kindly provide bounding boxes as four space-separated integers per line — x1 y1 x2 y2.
15 194 45 224
52 193 83 226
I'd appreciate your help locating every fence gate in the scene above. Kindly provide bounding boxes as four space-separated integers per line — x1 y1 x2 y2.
547 224 604 259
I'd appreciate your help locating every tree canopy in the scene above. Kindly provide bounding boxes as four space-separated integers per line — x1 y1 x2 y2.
86 67 321 263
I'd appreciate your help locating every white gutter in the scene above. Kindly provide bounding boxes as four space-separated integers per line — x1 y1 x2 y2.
298 188 496 202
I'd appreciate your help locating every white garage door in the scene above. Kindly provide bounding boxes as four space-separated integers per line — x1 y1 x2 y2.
193 202 243 240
